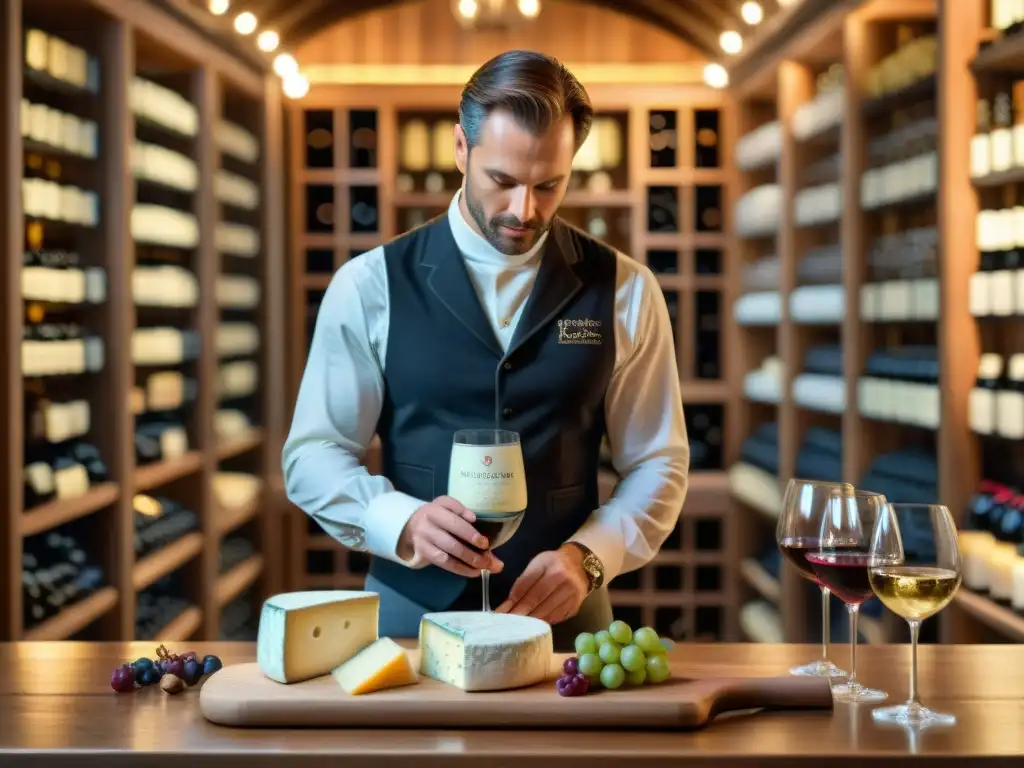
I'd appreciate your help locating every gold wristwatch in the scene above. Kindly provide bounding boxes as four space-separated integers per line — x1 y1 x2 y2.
567 542 604 594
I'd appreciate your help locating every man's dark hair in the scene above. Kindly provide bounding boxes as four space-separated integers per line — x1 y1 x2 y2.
459 50 593 152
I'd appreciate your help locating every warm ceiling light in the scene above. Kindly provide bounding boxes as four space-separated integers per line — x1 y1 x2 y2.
282 71 309 99
518 0 540 17
257 30 279 51
273 53 298 76
458 0 478 18
209 0 229 14
741 1 764 24
703 63 729 89
719 30 743 54
234 11 257 34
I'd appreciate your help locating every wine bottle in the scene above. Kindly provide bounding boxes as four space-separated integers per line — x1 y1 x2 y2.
971 208 1000 317
989 496 1024 604
22 321 105 378
969 353 1004 434
23 248 106 305
22 527 104 628
991 205 1019 316
24 384 89 445
992 91 1015 174
133 494 199 558
995 353 1024 439
134 419 189 465
971 98 992 179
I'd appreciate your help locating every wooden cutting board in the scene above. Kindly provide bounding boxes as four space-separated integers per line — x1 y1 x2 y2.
200 653 834 730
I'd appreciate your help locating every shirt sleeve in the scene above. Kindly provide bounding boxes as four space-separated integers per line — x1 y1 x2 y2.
567 263 690 584
281 252 428 568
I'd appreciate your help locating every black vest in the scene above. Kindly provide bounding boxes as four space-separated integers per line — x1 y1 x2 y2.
368 214 617 611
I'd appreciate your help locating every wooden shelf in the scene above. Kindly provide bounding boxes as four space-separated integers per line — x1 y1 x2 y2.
21 483 119 537
152 606 202 642
860 74 936 118
216 497 261 537
22 587 119 641
972 166 1024 189
952 590 1024 643
132 533 205 592
135 452 203 492
216 554 264 607
971 32 1024 73
216 429 264 461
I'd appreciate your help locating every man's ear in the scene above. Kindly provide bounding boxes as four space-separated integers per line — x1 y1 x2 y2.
454 123 468 175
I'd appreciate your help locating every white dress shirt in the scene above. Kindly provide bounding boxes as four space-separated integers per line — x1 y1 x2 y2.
283 191 690 585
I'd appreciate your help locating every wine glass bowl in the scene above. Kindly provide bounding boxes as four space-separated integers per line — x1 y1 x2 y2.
811 489 892 703
775 478 853 678
448 429 527 612
869 502 963 727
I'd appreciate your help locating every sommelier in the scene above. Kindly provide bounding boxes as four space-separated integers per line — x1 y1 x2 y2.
283 50 690 648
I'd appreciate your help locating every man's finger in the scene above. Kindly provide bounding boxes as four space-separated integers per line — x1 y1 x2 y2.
535 593 576 625
430 507 489 549
506 560 547 606
422 542 480 578
508 573 560 617
426 528 489 570
433 495 475 522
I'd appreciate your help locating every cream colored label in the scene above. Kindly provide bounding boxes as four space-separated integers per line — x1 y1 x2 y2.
971 134 991 178
448 443 527 514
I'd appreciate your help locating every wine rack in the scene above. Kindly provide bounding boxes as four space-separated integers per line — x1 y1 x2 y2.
0 0 286 642
288 87 735 639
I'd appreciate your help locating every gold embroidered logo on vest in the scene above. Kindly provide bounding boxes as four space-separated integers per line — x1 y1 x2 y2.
557 318 603 345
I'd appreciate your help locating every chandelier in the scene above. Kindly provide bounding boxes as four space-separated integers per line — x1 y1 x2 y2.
451 0 541 29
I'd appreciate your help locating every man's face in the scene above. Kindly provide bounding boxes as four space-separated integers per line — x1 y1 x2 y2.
454 109 575 256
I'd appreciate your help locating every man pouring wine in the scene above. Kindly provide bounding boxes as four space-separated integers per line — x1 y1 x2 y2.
283 50 691 650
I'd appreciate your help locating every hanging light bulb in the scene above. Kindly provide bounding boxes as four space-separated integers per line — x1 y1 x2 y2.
283 71 309 99
703 63 729 89
458 0 478 18
741 1 763 24
273 53 298 77
234 11 257 35
518 0 540 17
209 0 229 14
719 30 743 54
257 30 279 52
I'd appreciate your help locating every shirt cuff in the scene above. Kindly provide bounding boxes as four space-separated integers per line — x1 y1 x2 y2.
567 517 626 586
364 490 429 568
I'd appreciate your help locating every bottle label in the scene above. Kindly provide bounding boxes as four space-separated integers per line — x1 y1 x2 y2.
971 134 992 178
969 387 997 434
993 128 1014 172
995 390 1024 439
991 270 1016 315
970 271 992 317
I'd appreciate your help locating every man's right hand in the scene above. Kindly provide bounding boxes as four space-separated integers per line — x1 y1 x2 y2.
397 495 504 577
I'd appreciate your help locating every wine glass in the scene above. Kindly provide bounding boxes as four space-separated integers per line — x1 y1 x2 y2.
808 489 890 703
448 429 527 612
775 478 851 678
869 502 962 726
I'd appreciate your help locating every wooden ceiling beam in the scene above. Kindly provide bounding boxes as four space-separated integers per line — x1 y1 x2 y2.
583 0 716 55
632 0 722 53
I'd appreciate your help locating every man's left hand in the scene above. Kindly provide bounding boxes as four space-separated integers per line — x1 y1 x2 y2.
494 546 589 624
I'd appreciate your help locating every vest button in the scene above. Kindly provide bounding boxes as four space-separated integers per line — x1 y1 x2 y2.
503 361 513 371
502 406 512 417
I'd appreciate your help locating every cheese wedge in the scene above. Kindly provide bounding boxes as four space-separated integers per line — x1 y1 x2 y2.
257 590 379 684
331 637 418 695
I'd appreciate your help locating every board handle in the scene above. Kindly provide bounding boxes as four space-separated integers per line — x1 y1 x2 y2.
707 676 835 719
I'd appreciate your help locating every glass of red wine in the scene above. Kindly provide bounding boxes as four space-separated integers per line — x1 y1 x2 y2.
808 489 892 703
776 478 852 678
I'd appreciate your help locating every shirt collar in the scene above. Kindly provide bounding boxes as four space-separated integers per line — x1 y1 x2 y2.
446 189 549 268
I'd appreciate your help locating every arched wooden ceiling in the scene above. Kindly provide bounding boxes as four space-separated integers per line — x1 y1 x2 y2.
182 0 791 58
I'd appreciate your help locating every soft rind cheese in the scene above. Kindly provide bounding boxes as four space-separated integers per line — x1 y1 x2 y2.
257 590 379 684
332 636 418 695
418 611 553 692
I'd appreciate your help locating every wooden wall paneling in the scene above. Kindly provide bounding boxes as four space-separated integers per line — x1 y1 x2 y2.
776 60 815 643
260 75 287 598
1 0 23 641
194 65 219 640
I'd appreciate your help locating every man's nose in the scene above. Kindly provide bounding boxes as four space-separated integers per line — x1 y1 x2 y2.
508 186 535 224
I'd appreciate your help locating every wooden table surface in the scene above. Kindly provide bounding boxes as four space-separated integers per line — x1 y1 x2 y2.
1 641 1023 767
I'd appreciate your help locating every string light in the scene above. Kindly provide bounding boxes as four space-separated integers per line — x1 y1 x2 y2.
283 71 309 99
209 0 229 14
703 63 729 89
458 0 478 18
257 30 280 52
719 30 743 54
518 0 540 17
273 53 298 76
234 11 257 34
741 1 763 24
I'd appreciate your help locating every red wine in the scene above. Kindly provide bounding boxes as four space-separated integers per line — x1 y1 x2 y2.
470 511 524 552
778 537 825 583
805 551 875 605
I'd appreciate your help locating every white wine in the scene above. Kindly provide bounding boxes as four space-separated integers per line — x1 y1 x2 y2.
869 566 961 620
447 442 527 516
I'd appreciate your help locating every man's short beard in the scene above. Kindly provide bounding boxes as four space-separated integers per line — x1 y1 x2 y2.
464 173 552 256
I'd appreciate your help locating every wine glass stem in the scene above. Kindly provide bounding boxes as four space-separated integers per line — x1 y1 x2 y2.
481 569 492 613
847 604 859 687
821 586 831 661
907 618 922 706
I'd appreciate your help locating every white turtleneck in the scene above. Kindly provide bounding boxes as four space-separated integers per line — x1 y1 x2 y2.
283 191 690 586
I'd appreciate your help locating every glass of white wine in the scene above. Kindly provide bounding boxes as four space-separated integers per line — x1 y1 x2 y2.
448 429 527 613
868 502 963 727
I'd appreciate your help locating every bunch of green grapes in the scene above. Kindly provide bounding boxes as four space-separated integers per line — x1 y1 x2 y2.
559 620 675 695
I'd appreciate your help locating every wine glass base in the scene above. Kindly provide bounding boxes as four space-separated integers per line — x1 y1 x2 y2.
789 660 848 678
872 703 955 726
831 682 888 703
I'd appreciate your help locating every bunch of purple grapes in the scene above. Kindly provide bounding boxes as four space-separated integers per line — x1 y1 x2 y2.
110 643 223 693
555 656 590 697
